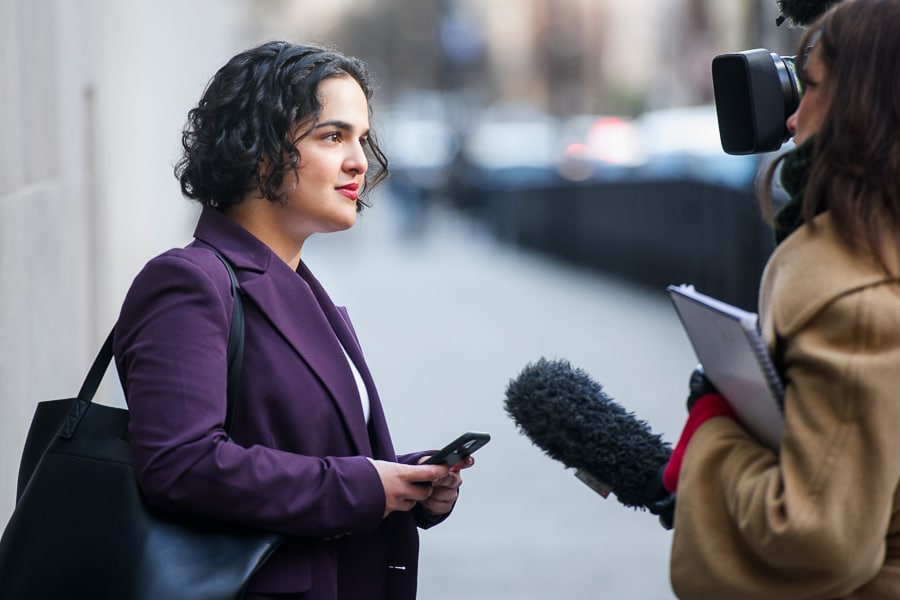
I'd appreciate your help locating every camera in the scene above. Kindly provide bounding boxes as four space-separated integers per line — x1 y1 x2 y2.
711 49 802 155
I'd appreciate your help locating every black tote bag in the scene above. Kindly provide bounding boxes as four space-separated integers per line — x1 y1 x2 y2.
0 252 282 600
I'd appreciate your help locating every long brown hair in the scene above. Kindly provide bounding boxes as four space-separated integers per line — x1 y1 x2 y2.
760 0 900 269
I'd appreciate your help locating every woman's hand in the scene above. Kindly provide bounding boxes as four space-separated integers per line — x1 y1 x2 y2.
417 455 475 517
367 459 450 518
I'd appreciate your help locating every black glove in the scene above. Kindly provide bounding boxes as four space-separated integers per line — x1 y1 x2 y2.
687 365 718 413
642 465 675 530
647 492 676 531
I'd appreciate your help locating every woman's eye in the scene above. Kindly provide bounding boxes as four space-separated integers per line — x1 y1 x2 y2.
325 132 341 142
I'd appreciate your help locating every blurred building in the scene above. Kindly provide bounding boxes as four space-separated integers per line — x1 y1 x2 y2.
250 0 800 116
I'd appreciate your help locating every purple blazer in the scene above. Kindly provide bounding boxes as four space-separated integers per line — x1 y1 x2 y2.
114 207 442 599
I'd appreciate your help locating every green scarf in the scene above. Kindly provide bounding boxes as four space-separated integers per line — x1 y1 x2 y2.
773 137 818 244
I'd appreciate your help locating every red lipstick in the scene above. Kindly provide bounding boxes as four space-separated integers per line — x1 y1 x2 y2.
337 182 359 200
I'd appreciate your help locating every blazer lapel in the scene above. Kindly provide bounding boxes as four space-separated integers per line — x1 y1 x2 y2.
306 278 397 462
243 267 374 457
192 208 373 456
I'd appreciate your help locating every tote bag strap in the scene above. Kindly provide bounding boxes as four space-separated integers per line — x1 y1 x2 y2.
214 251 245 436
61 249 245 439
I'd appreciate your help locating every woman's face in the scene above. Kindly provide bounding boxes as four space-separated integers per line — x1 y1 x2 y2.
786 45 829 146
278 76 370 240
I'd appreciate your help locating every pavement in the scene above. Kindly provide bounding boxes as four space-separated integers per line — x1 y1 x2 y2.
304 195 699 599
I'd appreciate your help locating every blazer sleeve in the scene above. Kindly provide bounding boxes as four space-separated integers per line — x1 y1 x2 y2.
670 282 900 599
114 251 385 538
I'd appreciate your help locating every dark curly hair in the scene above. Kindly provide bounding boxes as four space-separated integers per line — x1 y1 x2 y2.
175 41 388 211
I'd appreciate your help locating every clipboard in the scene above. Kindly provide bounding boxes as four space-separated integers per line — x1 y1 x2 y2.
667 284 784 450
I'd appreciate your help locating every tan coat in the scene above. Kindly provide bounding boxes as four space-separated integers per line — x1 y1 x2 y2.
670 212 900 599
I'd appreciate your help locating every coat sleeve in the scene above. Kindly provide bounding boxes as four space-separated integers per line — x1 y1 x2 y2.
670 282 900 599
114 251 385 538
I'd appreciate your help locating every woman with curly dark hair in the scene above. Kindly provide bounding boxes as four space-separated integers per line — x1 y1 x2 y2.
114 41 473 599
662 0 900 597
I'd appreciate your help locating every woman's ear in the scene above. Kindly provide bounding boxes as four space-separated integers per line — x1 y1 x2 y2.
257 154 271 190
256 152 285 201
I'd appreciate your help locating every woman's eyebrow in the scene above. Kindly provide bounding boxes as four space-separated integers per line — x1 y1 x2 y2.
315 119 369 136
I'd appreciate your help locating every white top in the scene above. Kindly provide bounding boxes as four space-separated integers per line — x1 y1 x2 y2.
340 344 370 423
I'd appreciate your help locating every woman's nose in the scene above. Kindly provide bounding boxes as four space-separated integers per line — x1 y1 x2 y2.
345 143 368 175
786 111 798 136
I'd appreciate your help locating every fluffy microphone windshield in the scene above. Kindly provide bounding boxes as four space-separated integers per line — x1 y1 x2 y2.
504 358 671 509
776 0 843 26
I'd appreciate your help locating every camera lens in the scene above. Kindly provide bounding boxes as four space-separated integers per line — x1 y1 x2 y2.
712 49 802 155
776 55 802 118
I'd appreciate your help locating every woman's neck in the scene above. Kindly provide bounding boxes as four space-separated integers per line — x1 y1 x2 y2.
225 197 304 270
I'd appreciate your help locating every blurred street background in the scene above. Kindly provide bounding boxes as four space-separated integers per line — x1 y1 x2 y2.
1 0 804 597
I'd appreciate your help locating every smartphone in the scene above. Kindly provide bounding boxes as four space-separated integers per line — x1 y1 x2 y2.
422 432 490 466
